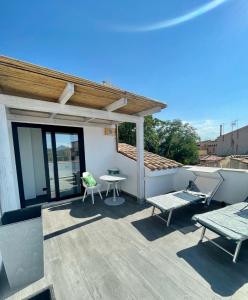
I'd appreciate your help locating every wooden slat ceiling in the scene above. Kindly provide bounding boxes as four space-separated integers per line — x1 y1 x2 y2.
0 56 167 115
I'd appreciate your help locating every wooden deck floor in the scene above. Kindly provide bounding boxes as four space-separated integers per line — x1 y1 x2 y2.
4 195 248 300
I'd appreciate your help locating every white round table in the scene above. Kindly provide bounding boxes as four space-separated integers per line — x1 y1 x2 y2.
100 175 126 206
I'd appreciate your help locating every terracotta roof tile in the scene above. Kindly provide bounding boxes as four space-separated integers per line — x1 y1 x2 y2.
200 155 224 162
118 143 182 171
230 155 248 164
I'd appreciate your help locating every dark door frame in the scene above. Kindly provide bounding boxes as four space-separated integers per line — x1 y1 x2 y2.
12 122 86 208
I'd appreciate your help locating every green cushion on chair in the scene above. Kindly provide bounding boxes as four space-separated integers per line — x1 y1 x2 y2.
83 174 97 187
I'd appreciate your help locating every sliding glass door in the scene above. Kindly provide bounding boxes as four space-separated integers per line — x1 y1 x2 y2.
13 123 85 207
55 132 81 198
45 131 82 200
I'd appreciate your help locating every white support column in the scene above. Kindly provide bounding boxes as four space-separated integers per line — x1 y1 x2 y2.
136 117 145 202
0 104 20 214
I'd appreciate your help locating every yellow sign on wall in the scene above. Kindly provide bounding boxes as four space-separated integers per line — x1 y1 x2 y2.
104 128 116 136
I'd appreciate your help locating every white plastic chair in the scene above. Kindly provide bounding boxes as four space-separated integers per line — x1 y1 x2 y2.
82 172 103 204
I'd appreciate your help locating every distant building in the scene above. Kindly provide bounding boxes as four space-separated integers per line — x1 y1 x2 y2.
197 140 217 155
198 124 248 169
228 155 248 170
199 154 248 170
216 125 248 156
199 155 225 167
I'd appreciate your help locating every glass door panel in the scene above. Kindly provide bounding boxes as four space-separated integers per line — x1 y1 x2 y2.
46 132 56 199
17 127 48 206
55 133 81 198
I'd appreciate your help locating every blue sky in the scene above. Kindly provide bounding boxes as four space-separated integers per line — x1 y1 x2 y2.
1 0 248 140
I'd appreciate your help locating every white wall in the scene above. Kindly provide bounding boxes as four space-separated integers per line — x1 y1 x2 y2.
113 152 177 198
214 169 248 204
114 152 137 196
145 169 176 198
84 127 117 191
173 167 248 204
0 105 20 214
173 167 195 191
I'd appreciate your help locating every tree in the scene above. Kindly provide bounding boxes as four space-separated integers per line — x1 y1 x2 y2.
144 115 160 153
157 119 200 164
118 122 136 146
118 116 159 152
117 117 199 165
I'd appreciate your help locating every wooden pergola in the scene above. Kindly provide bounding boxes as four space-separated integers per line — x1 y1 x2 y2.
0 56 167 202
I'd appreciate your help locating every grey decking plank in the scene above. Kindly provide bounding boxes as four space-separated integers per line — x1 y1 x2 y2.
72 233 136 299
80 216 162 299
5 196 248 300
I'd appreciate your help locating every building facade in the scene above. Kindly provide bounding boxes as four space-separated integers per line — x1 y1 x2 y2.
197 140 217 155
216 125 248 156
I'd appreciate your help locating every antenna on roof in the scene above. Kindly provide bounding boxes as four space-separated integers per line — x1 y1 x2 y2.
220 123 224 136
231 120 238 132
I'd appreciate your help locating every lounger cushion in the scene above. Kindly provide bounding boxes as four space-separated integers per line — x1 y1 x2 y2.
187 180 200 192
147 191 206 211
193 202 248 241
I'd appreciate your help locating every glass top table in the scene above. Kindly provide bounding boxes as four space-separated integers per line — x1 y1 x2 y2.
100 175 126 206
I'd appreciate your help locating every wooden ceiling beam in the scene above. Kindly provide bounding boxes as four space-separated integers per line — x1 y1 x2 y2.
50 82 74 118
105 97 128 112
59 82 74 104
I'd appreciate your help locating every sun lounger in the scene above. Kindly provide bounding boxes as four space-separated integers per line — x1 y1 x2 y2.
147 191 207 226
146 170 223 227
193 201 248 263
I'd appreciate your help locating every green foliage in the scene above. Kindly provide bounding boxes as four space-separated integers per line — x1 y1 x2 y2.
144 116 160 153
118 117 200 165
157 119 200 164
118 122 136 146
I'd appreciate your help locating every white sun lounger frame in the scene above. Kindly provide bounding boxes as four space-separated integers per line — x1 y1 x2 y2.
194 201 248 263
147 168 224 227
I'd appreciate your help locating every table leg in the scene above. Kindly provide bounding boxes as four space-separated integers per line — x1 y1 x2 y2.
113 182 116 202
104 180 125 206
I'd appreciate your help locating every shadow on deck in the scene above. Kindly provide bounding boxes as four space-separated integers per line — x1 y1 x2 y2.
2 194 248 299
